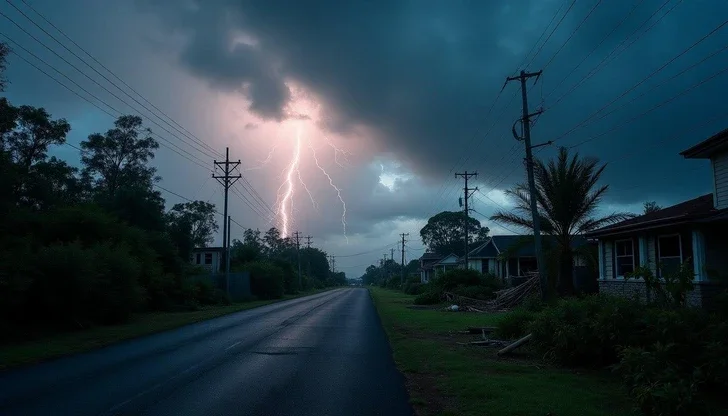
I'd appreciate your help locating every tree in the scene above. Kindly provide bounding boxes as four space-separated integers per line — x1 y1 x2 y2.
81 115 158 198
420 211 489 256
167 201 218 247
490 147 632 296
643 201 662 214
3 105 70 172
0 42 9 92
81 115 164 231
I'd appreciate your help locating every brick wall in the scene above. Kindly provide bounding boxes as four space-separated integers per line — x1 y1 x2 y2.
598 280 722 308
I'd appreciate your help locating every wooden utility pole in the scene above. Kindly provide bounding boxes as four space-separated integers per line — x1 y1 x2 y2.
213 147 241 295
305 235 312 285
506 69 551 299
455 171 478 269
293 231 302 289
400 233 409 284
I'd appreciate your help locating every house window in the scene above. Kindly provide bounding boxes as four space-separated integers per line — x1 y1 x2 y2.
614 239 635 277
204 253 213 265
482 259 490 274
658 234 682 276
196 253 201 264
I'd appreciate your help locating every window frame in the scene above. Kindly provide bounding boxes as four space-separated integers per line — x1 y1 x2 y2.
204 252 213 265
614 238 635 279
657 233 683 276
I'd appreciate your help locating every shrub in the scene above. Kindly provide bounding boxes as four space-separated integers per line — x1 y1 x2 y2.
414 291 441 305
432 269 483 291
618 344 707 416
403 282 425 295
496 309 536 339
245 261 285 300
530 295 643 367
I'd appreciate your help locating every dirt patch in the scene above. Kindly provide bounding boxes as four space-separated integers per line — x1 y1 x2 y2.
404 370 457 416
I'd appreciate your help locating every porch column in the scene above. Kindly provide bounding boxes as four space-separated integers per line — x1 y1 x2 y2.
692 229 706 281
598 240 604 279
639 236 648 267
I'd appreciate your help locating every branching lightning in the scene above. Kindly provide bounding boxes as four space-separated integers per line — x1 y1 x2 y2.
270 93 349 241
308 136 348 243
278 127 302 238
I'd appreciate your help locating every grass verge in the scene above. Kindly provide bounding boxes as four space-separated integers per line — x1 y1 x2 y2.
0 288 333 371
370 287 635 416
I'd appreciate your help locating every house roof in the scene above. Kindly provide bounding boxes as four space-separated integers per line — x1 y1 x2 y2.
420 252 442 261
680 127 728 159
468 235 589 258
586 193 724 237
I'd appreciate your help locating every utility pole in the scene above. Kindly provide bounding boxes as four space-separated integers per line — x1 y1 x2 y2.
390 248 395 280
293 231 302 290
506 69 551 300
226 216 232 295
305 235 312 284
213 147 241 296
455 171 478 269
400 233 409 284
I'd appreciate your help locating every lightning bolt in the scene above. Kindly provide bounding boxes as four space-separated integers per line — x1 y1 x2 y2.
279 127 302 237
244 143 278 172
323 134 352 168
308 136 348 243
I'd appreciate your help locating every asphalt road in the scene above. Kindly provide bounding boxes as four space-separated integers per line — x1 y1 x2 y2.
0 288 413 416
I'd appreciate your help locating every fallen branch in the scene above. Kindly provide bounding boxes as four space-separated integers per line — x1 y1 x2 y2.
497 333 533 356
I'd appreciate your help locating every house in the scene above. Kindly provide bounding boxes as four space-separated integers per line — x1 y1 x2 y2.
465 235 589 282
419 252 460 283
190 247 224 273
586 128 728 307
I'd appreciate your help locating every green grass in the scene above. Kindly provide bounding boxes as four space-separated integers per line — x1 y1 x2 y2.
370 288 635 416
0 288 332 370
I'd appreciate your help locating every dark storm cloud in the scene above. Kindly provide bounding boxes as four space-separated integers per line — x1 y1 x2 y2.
137 0 728 208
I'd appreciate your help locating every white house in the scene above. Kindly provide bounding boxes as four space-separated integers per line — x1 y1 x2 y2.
190 247 224 273
419 252 460 283
586 127 728 308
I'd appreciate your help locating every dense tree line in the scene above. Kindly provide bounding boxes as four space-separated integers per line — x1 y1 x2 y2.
0 43 343 339
229 227 346 298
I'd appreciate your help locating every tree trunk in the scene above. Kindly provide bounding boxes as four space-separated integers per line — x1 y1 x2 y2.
557 245 575 296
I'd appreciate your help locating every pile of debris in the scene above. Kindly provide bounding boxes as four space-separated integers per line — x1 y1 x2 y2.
444 272 540 313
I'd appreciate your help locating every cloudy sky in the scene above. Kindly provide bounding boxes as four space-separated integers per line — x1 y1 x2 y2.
2 0 727 277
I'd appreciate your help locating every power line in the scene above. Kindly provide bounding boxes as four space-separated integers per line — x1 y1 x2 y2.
4 0 222 160
548 0 684 108
551 18 728 144
524 0 577 69
542 0 604 71
1 33 211 171
61 142 245 228
545 0 647 99
13 0 223 159
0 11 218 163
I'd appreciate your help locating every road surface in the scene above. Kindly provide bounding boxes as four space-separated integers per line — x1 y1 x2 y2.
0 288 413 416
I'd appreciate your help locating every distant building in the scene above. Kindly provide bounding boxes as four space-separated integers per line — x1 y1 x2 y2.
419 252 460 283
190 247 224 273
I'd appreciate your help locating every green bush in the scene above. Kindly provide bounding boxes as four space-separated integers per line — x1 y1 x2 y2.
414 291 442 305
403 282 425 295
495 309 536 339
530 295 643 367
432 269 483 291
618 344 707 416
245 261 285 300
24 242 143 328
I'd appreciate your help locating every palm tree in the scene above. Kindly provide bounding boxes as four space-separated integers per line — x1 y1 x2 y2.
490 147 632 295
